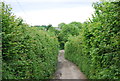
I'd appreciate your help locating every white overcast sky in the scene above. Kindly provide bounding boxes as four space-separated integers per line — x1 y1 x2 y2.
3 0 100 26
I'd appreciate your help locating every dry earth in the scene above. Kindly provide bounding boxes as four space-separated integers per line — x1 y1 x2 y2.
54 50 87 80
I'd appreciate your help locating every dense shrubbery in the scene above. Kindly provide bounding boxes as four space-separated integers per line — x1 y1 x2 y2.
58 22 82 49
65 1 120 79
2 2 59 79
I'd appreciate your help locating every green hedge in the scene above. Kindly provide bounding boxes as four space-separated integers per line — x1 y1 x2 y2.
65 2 120 79
58 22 81 49
2 2 59 79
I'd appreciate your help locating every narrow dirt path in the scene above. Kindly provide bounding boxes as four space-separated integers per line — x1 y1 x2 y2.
54 50 87 79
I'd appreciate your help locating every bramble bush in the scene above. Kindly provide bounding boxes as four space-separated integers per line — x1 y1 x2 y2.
2 2 59 79
65 1 120 79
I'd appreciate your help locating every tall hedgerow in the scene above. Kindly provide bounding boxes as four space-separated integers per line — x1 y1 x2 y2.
65 1 120 79
2 2 59 79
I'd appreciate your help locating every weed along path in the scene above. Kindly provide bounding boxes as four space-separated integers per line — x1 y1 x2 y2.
54 50 87 79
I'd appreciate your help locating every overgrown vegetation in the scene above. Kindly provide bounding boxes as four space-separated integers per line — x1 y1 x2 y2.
1 0 120 79
2 2 59 79
58 22 82 49
65 1 120 79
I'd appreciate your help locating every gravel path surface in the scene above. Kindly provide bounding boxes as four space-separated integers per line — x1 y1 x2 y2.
54 50 87 79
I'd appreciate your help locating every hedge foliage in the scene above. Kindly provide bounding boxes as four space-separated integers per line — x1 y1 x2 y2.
2 2 59 79
65 1 120 79
58 22 81 49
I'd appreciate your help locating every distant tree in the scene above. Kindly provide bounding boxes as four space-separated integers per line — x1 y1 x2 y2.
41 25 47 27
46 24 52 30
58 23 66 29
58 22 81 49
48 27 60 36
